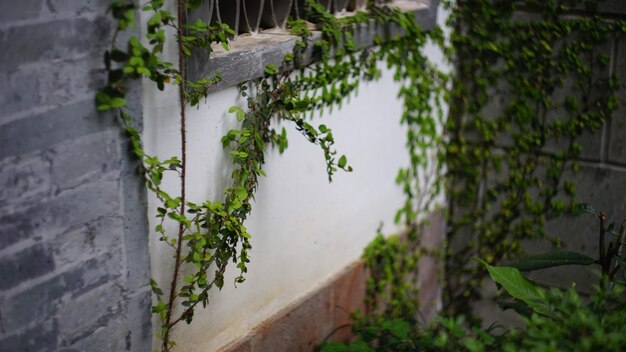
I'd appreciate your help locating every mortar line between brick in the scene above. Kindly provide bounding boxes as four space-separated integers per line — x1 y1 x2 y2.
0 94 95 129
601 35 619 163
577 159 626 173
0 12 101 31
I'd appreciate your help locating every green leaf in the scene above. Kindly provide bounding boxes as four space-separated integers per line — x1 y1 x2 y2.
264 64 278 76
95 91 111 104
511 251 596 272
234 187 248 201
165 198 180 209
338 155 347 168
148 12 162 27
476 259 552 316
382 319 410 339
228 106 245 121
571 203 599 216
150 279 164 296
152 301 168 313
110 97 127 108
110 49 129 62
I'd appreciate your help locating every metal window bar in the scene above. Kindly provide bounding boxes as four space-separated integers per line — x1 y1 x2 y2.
186 0 435 92
191 0 421 35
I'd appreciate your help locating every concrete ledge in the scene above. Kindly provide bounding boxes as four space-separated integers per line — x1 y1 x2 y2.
187 0 438 92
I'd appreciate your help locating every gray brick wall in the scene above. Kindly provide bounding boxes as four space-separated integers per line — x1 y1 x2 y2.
525 6 626 293
0 2 151 351
473 3 626 325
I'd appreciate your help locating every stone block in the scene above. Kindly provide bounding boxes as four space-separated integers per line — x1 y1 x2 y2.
0 320 58 352
0 69 41 117
226 336 253 352
0 210 38 250
596 0 626 16
0 177 121 253
63 319 130 352
37 57 108 108
123 289 153 352
329 262 367 344
0 153 52 210
0 0 43 22
61 251 123 298
118 171 150 294
0 17 111 72
608 111 626 165
250 285 334 352
48 131 119 191
52 216 123 268
0 99 116 160
45 0 110 16
57 282 123 341
0 274 65 332
0 243 54 291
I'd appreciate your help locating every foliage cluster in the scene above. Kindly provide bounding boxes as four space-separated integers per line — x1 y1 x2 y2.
324 204 626 351
101 0 445 350
324 0 626 350
443 0 626 319
99 0 625 350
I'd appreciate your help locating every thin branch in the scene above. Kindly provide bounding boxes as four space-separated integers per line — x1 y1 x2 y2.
162 0 188 350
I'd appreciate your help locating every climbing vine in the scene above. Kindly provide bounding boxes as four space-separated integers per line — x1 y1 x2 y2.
99 0 625 350
326 0 626 350
442 0 626 320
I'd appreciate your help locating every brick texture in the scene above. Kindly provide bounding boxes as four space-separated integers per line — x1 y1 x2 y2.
0 1 151 351
460 5 626 326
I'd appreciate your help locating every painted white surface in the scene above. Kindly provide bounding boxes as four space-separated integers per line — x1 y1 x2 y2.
142 4 448 351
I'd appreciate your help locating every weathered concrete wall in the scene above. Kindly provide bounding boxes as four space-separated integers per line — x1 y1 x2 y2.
0 2 151 351
0 1 444 351
144 2 445 350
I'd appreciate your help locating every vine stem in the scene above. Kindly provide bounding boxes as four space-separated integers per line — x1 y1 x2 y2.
163 0 188 349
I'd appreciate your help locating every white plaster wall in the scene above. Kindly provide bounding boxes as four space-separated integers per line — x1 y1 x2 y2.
142 4 448 351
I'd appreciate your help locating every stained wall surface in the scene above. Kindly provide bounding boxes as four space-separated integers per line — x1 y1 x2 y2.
143 4 446 352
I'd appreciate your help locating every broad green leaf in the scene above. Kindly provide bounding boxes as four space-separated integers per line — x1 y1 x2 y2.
382 319 410 339
110 97 127 108
338 155 347 168
511 251 596 272
234 187 248 201
476 259 552 317
95 91 111 103
264 64 278 76
571 203 599 216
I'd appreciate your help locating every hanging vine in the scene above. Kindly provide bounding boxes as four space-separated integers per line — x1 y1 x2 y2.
442 0 625 320
99 0 446 349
